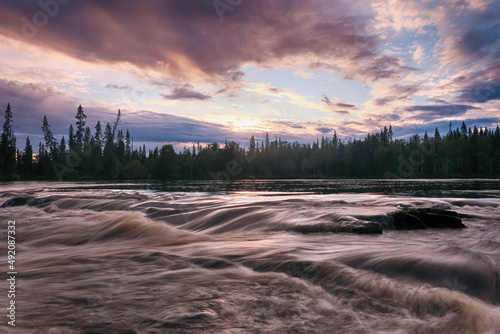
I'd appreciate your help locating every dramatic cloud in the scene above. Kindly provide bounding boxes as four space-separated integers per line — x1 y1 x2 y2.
0 79 77 135
120 111 238 143
405 104 479 120
0 0 499 148
457 80 500 103
0 0 411 85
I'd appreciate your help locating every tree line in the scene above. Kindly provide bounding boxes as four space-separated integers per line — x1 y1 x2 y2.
1 103 500 181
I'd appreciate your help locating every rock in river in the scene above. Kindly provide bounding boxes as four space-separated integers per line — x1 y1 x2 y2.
388 208 466 230
291 220 383 234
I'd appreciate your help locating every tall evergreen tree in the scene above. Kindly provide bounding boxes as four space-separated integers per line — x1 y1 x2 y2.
58 136 67 165
115 129 125 162
41 115 58 155
112 109 121 137
103 122 114 154
95 121 103 149
125 129 131 159
249 135 256 155
68 124 76 150
74 104 87 152
84 127 92 152
461 121 468 138
0 103 17 179
23 137 33 178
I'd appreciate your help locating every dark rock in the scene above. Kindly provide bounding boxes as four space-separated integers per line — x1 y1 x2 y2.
0 196 35 207
389 211 427 230
388 208 466 230
414 208 465 228
337 221 383 234
291 220 383 234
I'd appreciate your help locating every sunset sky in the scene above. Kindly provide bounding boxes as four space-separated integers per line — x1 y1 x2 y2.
0 0 499 151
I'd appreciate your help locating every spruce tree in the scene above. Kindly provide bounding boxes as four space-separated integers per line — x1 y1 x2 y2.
125 129 131 159
75 105 87 152
0 103 17 179
41 115 58 156
104 122 114 155
68 124 76 150
23 137 33 178
95 121 103 153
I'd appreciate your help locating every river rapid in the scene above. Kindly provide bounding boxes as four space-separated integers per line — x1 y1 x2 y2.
1 180 500 333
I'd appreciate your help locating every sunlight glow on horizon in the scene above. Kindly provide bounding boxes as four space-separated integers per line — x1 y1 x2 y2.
0 0 498 150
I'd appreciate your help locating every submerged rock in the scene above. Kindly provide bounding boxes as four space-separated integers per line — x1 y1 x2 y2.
389 211 427 230
388 208 465 230
0 196 35 207
291 220 383 234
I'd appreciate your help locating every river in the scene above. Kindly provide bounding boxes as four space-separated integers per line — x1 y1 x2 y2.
1 180 500 333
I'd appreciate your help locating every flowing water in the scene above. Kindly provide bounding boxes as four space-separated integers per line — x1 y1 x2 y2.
1 180 500 333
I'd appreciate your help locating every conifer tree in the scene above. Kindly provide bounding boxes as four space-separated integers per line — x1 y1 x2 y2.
41 115 58 156
0 103 17 179
75 104 87 152
23 136 33 178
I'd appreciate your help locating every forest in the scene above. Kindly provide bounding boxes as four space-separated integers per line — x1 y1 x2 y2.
1 103 500 181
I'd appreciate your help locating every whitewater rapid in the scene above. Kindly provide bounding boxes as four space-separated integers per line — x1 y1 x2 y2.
1 181 500 333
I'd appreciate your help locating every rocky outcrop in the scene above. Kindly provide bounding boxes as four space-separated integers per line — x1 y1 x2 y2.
388 208 465 230
0 196 35 207
291 220 383 234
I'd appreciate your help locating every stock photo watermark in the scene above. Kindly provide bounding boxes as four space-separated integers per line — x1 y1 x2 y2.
213 0 243 21
6 220 17 327
21 0 71 39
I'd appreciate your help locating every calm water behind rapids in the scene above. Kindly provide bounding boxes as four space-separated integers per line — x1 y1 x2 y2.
1 180 500 333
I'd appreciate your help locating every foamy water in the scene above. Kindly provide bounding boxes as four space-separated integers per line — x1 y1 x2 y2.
1 180 500 333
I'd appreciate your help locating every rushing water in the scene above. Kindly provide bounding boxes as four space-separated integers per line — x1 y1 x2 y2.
1 180 500 333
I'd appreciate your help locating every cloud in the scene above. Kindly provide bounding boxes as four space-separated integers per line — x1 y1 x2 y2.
120 111 236 143
0 0 412 85
413 44 424 63
0 79 77 135
316 127 333 134
104 84 132 90
442 13 500 69
426 2 500 106
270 120 306 130
0 78 326 148
333 110 351 115
321 94 332 106
293 69 314 79
367 83 421 110
335 102 357 109
392 117 500 138
2 0 499 148
370 0 500 111
457 79 500 103
162 84 211 101
372 98 392 106
268 87 286 95
321 93 356 115
404 104 479 120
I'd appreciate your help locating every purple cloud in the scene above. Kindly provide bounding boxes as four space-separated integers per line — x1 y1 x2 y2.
321 93 355 115
404 104 480 121
162 84 211 101
0 0 411 84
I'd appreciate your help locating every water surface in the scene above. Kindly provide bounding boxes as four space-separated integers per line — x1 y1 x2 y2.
1 180 499 333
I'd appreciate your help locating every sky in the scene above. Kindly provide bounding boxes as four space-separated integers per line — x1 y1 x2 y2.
0 0 499 152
